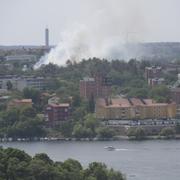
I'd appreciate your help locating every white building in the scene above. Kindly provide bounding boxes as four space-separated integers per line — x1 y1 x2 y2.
0 75 46 91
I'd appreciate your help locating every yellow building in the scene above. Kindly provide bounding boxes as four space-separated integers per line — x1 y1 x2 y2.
96 98 176 120
8 99 32 110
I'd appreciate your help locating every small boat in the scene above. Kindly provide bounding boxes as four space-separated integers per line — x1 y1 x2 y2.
104 146 115 151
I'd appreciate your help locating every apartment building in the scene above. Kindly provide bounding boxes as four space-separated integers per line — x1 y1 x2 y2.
0 75 46 91
148 78 165 87
96 97 176 120
80 77 96 99
80 76 111 100
45 103 71 126
145 66 162 80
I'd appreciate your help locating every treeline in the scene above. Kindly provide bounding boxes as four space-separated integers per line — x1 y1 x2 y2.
34 58 175 102
0 58 176 138
0 147 125 180
0 106 45 138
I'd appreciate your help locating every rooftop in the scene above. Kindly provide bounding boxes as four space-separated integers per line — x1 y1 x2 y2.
97 98 171 108
13 99 32 103
49 103 70 108
81 77 95 82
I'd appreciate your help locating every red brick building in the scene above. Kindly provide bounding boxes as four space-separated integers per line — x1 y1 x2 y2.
80 77 96 100
45 103 70 126
145 66 162 80
80 76 111 100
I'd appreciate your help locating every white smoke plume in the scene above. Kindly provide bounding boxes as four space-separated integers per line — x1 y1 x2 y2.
35 0 146 68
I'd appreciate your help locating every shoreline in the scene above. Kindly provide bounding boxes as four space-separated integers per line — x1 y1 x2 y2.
1 135 180 142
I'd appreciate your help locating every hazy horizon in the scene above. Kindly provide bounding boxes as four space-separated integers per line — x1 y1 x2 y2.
1 0 180 46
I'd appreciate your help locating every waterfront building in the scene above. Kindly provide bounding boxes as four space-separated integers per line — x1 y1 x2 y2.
45 103 71 126
96 97 176 120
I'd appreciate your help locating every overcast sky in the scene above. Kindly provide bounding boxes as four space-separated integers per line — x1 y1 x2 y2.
0 0 180 45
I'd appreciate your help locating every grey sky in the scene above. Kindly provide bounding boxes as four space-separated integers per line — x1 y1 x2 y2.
0 0 180 45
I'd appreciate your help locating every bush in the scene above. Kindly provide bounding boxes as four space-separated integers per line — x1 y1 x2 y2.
159 127 175 138
96 127 115 138
127 127 146 140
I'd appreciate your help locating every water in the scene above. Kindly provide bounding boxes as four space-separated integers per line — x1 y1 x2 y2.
0 140 180 180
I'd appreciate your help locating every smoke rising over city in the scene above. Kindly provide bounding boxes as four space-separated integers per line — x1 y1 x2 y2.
1 0 179 67
35 0 147 67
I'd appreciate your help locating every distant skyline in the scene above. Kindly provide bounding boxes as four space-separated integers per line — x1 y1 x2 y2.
0 0 180 45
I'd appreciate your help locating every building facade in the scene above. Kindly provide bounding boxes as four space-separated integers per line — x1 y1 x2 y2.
96 98 176 120
145 66 162 80
45 103 71 126
171 88 180 105
80 76 111 100
148 78 165 87
0 75 46 91
8 99 32 110
80 78 96 100
5 55 37 62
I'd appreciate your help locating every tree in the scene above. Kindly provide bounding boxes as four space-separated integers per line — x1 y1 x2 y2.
20 106 37 118
96 127 115 138
84 162 108 180
159 127 175 138
175 122 180 134
127 127 146 140
34 153 53 165
88 94 95 113
84 114 98 132
0 147 126 180
150 85 170 103
72 122 95 138
3 108 20 126
6 81 13 90
23 87 40 104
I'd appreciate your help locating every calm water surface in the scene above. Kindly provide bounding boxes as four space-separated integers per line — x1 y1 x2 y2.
0 140 180 180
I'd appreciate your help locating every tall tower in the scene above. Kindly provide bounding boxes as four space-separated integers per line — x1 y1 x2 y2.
45 28 49 49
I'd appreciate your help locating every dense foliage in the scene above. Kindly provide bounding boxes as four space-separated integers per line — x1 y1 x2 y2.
0 58 176 138
0 147 126 180
0 107 45 138
33 58 173 102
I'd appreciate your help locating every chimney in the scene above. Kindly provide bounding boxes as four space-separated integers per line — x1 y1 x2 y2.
45 27 49 49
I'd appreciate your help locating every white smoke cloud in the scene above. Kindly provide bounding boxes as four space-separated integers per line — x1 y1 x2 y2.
35 0 147 68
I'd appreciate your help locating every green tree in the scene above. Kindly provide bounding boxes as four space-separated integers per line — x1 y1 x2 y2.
84 114 98 132
6 80 13 90
127 127 146 140
150 85 170 103
20 106 37 118
96 127 115 138
23 87 40 104
88 94 95 113
159 127 175 138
